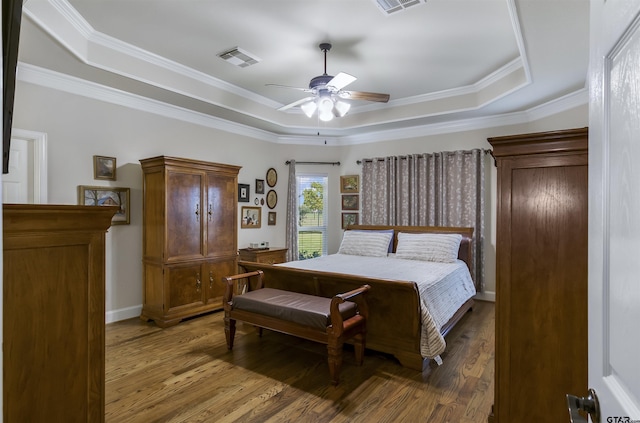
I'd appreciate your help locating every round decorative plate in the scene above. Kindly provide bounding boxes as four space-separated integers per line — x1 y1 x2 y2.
266 168 277 187
266 189 278 209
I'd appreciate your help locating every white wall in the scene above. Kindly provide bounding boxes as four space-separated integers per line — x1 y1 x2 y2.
12 79 588 320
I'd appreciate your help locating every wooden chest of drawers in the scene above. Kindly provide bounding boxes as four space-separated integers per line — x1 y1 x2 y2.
238 247 288 265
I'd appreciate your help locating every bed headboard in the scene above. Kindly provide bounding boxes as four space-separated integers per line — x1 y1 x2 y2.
345 224 474 271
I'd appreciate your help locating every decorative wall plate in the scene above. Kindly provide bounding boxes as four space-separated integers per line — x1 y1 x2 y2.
266 168 277 187
266 189 278 209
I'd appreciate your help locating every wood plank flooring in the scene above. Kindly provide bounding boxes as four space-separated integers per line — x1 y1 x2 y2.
105 300 494 422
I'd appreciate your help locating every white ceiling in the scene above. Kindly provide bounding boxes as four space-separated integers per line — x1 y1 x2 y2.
18 0 590 144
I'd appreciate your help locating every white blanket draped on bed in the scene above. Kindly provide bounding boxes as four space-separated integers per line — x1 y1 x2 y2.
277 254 476 359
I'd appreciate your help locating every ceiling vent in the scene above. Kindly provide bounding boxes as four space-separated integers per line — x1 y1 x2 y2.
217 47 260 68
373 0 424 15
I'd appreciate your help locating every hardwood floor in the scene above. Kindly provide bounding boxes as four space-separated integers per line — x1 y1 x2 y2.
105 300 494 422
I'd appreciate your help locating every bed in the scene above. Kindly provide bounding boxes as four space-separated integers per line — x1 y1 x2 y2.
238 225 476 371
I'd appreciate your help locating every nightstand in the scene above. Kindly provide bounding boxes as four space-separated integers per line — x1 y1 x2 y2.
238 247 288 265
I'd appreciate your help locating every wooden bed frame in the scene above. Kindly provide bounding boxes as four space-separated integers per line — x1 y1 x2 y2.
238 225 475 371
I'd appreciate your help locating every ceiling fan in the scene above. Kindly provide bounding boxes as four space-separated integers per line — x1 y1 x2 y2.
267 43 390 121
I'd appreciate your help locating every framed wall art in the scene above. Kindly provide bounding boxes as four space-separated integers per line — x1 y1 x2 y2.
93 155 116 180
266 189 278 209
341 212 358 229
268 211 277 226
78 185 130 225
238 183 250 202
340 175 359 193
266 167 278 187
241 206 261 228
255 179 265 194
341 194 359 210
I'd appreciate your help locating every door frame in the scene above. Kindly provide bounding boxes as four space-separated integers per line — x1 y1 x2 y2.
11 129 48 203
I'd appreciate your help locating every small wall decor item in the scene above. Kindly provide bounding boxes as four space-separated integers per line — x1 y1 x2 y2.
238 183 250 202
268 211 277 226
342 212 358 229
341 194 359 210
266 167 278 187
241 206 261 228
93 155 116 180
340 175 359 193
255 179 265 194
78 185 130 225
266 189 278 209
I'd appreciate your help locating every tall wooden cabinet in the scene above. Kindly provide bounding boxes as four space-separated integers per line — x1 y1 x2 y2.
3 204 117 422
488 128 588 423
140 156 241 327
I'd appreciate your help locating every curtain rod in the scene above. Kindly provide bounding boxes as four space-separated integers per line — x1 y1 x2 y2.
285 160 341 166
356 149 492 164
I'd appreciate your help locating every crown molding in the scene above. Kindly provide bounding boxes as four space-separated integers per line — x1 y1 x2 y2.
17 63 279 143
18 62 587 145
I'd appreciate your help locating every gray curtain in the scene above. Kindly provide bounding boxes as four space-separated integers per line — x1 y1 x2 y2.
285 160 298 261
361 149 486 292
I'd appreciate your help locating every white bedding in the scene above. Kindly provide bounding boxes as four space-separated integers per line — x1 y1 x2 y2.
277 253 476 359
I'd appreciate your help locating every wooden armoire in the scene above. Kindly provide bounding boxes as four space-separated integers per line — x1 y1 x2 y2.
3 204 117 422
140 156 241 327
488 128 588 423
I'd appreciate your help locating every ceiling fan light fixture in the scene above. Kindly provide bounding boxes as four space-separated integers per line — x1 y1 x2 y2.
334 100 351 117
269 42 389 120
318 96 334 114
301 101 317 118
318 109 334 122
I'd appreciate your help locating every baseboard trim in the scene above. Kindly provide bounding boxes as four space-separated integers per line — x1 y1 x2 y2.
106 305 142 324
474 291 495 302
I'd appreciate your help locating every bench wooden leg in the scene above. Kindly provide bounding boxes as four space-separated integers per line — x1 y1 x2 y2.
224 316 236 350
353 332 365 366
327 338 344 385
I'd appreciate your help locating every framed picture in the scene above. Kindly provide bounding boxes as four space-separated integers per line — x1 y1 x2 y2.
78 185 130 225
340 175 359 193
241 206 261 228
93 155 116 180
342 212 358 229
255 179 265 194
266 167 278 187
238 183 250 202
266 189 278 209
268 211 276 226
341 194 359 210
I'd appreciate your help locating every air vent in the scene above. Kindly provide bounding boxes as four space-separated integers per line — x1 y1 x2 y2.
217 47 261 68
373 0 424 15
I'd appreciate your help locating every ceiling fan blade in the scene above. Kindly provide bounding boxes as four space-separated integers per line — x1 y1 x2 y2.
327 72 357 91
278 96 315 111
342 90 390 103
266 83 311 93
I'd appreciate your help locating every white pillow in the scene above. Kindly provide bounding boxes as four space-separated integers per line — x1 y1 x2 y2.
338 230 393 257
395 232 462 263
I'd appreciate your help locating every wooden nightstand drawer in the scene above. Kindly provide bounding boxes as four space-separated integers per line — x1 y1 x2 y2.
238 247 288 265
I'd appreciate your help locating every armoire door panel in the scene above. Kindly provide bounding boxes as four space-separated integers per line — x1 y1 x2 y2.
206 173 237 257
507 163 588 421
166 170 204 261
166 264 205 311
205 259 237 306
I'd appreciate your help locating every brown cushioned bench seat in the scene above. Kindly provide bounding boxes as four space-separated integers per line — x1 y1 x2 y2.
223 270 370 385
232 288 358 330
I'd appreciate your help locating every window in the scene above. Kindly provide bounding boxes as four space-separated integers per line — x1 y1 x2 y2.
297 174 328 260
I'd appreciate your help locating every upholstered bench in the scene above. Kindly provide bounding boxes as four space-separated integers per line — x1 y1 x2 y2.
222 270 370 385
